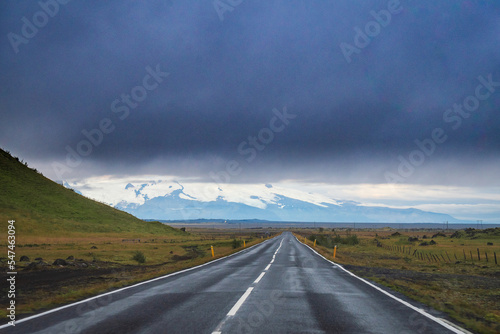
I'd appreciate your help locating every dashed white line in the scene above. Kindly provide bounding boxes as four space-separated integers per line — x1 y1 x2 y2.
227 287 254 316
254 272 266 283
212 235 285 334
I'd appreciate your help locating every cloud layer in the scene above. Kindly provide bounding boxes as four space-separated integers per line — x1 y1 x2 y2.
1 0 499 188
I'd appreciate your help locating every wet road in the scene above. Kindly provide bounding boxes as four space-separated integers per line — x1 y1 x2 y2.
2 232 465 333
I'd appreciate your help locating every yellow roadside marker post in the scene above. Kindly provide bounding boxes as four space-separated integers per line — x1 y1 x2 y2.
243 240 246 247
211 245 214 257
313 239 317 247
304 236 307 244
333 245 337 259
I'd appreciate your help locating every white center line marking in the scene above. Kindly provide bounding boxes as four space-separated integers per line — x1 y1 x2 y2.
227 287 254 316
212 236 285 334
254 272 266 284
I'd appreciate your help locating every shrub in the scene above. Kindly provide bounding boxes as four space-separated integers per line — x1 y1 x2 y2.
343 234 359 245
232 239 243 249
450 230 466 238
309 233 359 247
132 251 146 264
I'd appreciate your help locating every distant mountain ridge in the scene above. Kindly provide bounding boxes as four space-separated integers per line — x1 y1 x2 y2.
64 178 466 224
117 188 461 223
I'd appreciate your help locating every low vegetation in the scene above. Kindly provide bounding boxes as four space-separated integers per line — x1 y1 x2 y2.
295 227 500 334
132 250 146 264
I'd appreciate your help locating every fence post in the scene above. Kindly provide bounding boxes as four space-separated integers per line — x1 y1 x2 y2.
485 252 488 262
477 248 481 261
463 249 466 260
494 252 497 265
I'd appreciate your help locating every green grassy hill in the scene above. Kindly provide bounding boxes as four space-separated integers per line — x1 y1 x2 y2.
0 149 181 237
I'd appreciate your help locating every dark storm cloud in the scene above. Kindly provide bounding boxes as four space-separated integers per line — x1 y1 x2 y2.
1 0 499 184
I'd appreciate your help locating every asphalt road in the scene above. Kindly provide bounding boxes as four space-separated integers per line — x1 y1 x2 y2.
3 232 465 334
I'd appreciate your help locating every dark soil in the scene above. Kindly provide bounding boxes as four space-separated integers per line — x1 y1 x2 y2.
0 259 179 322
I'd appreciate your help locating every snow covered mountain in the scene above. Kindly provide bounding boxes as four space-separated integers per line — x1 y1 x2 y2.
64 178 464 223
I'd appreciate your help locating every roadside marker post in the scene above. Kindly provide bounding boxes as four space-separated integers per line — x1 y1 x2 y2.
243 240 246 247
304 236 307 244
211 246 214 257
313 239 316 247
333 245 337 259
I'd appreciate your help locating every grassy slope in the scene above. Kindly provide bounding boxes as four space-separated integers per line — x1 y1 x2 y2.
0 148 181 237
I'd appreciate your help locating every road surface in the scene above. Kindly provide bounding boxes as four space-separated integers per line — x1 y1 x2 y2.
3 232 465 333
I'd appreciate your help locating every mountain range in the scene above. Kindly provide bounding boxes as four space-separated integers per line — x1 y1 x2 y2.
64 179 466 224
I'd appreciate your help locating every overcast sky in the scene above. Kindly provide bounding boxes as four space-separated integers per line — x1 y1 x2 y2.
1 0 499 221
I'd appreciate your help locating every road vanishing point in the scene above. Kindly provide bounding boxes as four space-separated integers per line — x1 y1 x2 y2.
3 232 467 333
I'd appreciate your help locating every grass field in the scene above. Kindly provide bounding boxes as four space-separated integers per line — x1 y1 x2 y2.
294 227 500 334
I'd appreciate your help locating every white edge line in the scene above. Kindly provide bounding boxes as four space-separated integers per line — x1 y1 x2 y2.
0 236 279 330
265 264 271 271
253 272 266 284
295 236 466 334
227 287 254 316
